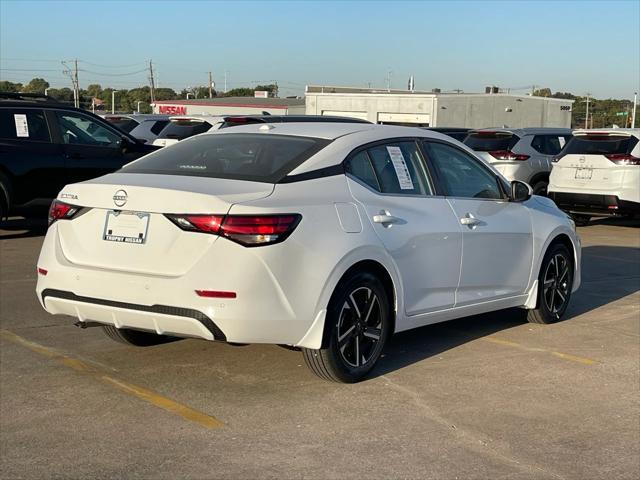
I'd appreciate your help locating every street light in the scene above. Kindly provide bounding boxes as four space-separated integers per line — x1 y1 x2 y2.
44 87 50 96
136 101 144 113
111 90 119 114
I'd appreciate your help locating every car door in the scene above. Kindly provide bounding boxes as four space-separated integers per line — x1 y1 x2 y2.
0 107 65 205
422 141 533 306
345 140 462 317
52 110 141 185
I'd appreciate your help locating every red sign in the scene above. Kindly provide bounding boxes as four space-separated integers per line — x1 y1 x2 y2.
158 105 187 115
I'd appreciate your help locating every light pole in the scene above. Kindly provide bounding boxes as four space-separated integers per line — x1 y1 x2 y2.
632 92 637 128
584 93 590 129
186 92 193 100
137 101 143 113
111 90 119 114
44 87 50 96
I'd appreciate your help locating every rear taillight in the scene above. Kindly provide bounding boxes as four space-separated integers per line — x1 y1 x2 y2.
48 200 83 226
488 150 530 161
605 153 640 165
165 214 301 247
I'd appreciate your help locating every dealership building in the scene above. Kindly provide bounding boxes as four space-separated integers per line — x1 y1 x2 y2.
304 86 574 128
151 96 306 116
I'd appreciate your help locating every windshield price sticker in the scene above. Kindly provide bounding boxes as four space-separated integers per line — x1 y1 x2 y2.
386 146 414 190
14 114 29 137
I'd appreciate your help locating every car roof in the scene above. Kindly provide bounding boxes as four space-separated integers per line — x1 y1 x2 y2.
207 121 379 140
470 127 573 136
105 114 169 121
424 127 471 133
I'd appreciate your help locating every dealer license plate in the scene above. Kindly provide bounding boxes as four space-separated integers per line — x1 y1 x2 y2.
575 168 593 180
103 211 150 244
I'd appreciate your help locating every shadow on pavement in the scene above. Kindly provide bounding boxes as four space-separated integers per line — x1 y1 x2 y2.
0 217 48 240
374 244 639 378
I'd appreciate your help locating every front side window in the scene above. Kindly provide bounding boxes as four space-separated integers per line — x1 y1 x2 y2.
423 142 503 199
122 133 329 183
0 109 50 142
56 112 121 147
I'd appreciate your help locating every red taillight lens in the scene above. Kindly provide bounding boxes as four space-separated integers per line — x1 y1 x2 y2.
488 150 530 161
48 200 82 226
605 153 640 165
195 290 237 298
165 213 301 247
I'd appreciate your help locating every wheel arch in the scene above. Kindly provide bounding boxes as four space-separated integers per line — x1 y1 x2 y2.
528 171 550 189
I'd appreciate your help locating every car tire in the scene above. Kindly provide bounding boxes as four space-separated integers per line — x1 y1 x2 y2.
0 172 11 221
302 271 391 383
570 214 590 227
527 243 573 324
102 325 179 347
531 181 548 196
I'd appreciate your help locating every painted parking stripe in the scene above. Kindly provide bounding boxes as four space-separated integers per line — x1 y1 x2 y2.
0 329 223 429
483 336 596 365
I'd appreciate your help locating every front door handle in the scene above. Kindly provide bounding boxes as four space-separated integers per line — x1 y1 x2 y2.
373 210 401 227
460 213 481 227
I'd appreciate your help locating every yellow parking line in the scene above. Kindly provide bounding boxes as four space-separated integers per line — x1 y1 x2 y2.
483 336 596 366
0 329 223 429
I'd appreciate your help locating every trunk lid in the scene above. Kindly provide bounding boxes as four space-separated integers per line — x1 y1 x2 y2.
55 173 274 276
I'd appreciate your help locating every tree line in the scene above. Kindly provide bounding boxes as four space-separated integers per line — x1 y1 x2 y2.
532 88 636 128
0 78 279 114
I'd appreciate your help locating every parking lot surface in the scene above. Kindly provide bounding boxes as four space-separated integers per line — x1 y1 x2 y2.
1 217 638 479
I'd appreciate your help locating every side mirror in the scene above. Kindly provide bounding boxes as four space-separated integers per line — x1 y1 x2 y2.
510 180 532 202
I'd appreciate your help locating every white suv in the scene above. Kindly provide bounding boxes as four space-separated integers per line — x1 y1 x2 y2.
548 129 640 225
464 128 573 195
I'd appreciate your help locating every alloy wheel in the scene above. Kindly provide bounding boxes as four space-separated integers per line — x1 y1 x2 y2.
336 287 383 368
542 253 571 314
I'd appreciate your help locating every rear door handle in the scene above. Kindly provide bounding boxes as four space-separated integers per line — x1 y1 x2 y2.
373 210 401 227
460 213 481 227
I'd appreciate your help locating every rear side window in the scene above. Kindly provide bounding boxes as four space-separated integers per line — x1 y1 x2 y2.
105 117 139 133
531 135 571 155
157 120 212 140
464 132 519 152
150 120 170 135
122 133 330 183
562 135 639 155
0 109 50 142
346 141 432 195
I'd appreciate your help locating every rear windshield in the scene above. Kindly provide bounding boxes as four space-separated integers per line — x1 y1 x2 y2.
157 120 213 140
105 117 139 133
562 135 639 155
121 133 330 183
463 132 519 151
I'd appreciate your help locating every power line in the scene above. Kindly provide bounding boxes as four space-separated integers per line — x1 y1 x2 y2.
79 68 149 77
78 60 147 69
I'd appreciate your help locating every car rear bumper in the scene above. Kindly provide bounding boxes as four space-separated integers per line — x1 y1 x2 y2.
548 192 640 217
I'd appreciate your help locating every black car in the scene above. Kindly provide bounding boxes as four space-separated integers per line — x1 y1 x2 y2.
0 93 159 219
217 114 372 129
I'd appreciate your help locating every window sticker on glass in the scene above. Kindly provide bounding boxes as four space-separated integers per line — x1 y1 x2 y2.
14 114 29 137
558 136 566 148
386 146 414 190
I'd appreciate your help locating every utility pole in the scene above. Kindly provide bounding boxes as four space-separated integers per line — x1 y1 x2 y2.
632 92 637 128
148 60 156 104
585 93 591 129
386 69 392 92
62 59 80 107
74 59 79 108
208 71 213 98
224 70 228 94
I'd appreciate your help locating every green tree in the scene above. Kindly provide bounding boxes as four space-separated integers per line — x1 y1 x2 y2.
0 80 22 92
224 87 254 97
86 83 103 98
154 87 178 101
23 77 50 94
47 87 74 102
532 87 552 98
255 84 278 97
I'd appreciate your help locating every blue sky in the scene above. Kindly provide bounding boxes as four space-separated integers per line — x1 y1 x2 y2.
1 0 639 99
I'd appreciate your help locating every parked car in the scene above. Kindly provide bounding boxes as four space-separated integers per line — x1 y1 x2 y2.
215 114 371 129
423 127 471 142
548 129 640 225
151 116 221 147
464 128 573 195
0 93 159 220
36 123 580 382
104 114 170 144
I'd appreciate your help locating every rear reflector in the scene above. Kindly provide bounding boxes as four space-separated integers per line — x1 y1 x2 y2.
37 267 48 276
195 290 237 298
605 153 640 165
165 213 302 247
488 150 530 161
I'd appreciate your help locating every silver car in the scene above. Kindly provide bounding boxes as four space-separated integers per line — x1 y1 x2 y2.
464 128 573 195
104 114 170 144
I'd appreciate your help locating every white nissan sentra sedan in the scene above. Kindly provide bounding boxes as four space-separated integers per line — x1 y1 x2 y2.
36 123 581 382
